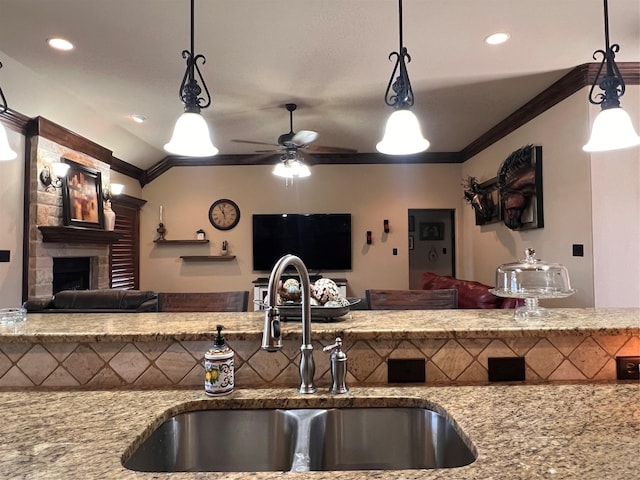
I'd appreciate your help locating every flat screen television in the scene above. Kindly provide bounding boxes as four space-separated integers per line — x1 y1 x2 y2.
252 213 352 272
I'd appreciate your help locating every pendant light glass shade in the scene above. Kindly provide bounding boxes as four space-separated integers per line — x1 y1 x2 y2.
164 112 218 157
0 124 17 161
376 109 429 155
583 107 640 152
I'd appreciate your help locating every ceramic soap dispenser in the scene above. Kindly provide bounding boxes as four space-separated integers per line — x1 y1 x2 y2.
204 325 235 396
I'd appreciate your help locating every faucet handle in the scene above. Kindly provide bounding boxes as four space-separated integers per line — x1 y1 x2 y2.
323 337 349 394
323 337 344 354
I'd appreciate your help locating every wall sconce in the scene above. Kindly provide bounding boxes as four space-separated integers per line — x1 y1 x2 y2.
39 161 70 191
384 219 390 233
103 183 124 201
366 231 372 245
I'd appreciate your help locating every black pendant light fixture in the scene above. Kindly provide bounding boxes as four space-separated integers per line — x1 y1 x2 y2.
583 0 640 152
0 61 18 161
164 0 218 157
376 0 429 155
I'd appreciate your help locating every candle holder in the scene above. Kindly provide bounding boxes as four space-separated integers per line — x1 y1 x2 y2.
156 223 166 241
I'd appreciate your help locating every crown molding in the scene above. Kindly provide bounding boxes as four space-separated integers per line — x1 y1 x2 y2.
460 62 640 161
0 108 30 134
25 116 147 185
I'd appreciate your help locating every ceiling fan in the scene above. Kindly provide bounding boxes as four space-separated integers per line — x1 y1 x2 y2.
232 103 357 164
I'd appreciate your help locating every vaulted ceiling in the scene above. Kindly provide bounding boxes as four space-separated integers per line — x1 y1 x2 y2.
1 0 638 171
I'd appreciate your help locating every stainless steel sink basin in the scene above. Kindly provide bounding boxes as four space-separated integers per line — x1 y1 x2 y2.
123 409 299 472
123 407 475 473
307 407 475 471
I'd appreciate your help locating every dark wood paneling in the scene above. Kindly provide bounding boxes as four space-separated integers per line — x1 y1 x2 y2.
0 107 30 133
24 117 147 185
38 226 122 244
110 156 146 185
28 116 113 163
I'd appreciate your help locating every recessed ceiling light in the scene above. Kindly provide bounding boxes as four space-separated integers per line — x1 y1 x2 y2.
129 114 147 123
47 37 74 51
484 32 510 45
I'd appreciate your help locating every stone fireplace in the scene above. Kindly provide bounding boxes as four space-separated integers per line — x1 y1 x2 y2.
27 135 112 298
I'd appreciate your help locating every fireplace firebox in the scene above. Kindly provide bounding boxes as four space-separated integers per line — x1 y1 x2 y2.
53 257 91 294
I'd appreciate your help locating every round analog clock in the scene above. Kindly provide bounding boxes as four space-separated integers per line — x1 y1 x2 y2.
208 199 240 230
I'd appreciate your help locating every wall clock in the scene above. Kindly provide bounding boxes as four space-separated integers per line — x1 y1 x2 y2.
208 199 240 231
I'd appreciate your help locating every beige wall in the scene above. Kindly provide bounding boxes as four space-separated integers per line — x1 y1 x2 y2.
0 127 24 307
110 170 143 199
589 87 640 307
460 86 640 308
461 90 595 307
139 87 639 308
139 162 464 300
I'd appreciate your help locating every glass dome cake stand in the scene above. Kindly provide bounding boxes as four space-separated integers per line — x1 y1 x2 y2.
489 248 575 322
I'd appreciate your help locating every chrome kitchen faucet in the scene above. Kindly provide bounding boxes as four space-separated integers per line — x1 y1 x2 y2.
261 254 316 394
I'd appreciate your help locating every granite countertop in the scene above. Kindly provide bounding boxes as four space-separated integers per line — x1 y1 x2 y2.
3 308 639 343
1 383 638 479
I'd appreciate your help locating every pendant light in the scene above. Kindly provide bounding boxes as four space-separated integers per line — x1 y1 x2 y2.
0 61 18 161
376 0 429 155
164 0 218 157
583 0 640 152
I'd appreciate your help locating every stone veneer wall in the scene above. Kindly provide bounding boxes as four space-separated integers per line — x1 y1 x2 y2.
0 334 637 389
28 137 112 297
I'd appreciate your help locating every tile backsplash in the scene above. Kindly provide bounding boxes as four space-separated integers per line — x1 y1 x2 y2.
0 334 637 389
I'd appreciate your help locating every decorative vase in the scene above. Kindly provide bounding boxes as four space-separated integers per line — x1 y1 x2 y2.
104 201 116 231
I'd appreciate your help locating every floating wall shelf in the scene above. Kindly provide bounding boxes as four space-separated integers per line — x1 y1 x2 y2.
180 255 236 262
153 239 210 245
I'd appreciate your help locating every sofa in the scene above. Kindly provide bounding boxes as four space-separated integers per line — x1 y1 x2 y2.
24 289 158 313
421 272 520 309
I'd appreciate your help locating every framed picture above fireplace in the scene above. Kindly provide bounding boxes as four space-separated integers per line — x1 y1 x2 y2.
61 159 104 228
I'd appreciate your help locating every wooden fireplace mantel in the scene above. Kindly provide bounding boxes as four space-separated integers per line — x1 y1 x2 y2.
38 226 122 244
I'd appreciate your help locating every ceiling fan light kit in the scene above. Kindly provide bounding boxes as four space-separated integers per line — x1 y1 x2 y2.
377 0 429 156
272 158 311 179
164 0 218 157
0 61 18 161
583 0 640 152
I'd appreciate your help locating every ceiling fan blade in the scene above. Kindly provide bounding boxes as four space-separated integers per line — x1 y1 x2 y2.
231 139 280 147
304 144 358 154
292 130 318 146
